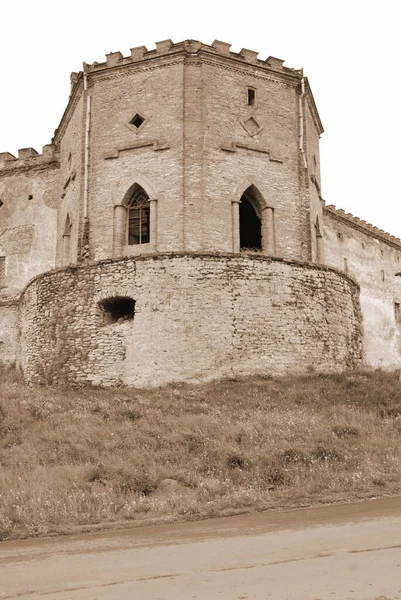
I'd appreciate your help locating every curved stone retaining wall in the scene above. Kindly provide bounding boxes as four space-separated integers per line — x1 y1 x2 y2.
19 253 363 387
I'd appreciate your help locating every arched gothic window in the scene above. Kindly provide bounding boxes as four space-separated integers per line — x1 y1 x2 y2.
127 185 150 245
239 189 262 250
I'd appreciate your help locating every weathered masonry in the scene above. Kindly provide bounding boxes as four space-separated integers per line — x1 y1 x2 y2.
0 38 399 386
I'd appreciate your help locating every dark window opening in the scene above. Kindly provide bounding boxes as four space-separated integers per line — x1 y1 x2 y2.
0 200 3 208
130 114 145 128
395 302 401 324
240 195 262 250
127 185 150 245
28 194 33 200
99 296 136 325
247 88 256 106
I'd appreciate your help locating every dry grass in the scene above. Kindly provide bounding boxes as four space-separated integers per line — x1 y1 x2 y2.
1 366 401 540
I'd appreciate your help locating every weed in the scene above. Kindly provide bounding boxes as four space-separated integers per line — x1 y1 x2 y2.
1 368 401 540
227 453 247 469
332 426 359 438
278 449 309 465
311 446 342 462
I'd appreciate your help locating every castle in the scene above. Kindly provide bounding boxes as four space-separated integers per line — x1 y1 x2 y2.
0 39 400 387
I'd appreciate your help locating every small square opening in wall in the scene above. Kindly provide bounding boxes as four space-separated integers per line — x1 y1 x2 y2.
247 88 256 106
130 114 145 129
28 194 33 200
99 296 136 325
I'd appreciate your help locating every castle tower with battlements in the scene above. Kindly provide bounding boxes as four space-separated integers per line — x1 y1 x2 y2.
0 39 399 386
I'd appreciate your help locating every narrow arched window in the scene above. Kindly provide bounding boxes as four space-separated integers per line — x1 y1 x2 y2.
64 214 72 236
315 217 324 264
239 190 262 250
62 214 72 264
127 185 150 245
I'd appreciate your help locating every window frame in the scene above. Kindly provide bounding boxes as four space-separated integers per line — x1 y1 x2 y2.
247 87 256 106
127 186 151 246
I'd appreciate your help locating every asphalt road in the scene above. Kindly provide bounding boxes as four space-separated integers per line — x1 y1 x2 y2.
1 496 401 599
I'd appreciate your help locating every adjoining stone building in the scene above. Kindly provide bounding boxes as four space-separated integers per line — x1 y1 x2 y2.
0 39 399 386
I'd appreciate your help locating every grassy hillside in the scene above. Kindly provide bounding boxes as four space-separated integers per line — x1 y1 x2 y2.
1 367 401 540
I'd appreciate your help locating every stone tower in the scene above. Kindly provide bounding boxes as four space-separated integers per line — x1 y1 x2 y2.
55 39 324 266
0 40 364 387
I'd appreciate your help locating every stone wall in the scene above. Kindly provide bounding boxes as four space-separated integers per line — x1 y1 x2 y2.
323 207 401 369
54 90 85 267
0 299 19 365
19 253 362 387
0 149 59 295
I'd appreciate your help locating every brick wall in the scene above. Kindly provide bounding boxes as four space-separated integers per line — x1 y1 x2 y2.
68 45 320 264
87 59 185 260
19 253 362 387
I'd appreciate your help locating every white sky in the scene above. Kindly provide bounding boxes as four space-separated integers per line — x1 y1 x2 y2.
1 0 400 236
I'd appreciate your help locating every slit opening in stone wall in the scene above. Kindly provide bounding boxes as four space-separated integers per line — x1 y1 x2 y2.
99 296 136 325
247 88 256 105
239 194 262 250
0 200 3 208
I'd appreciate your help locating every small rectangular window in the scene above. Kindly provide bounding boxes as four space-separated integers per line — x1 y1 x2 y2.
395 302 401 324
247 88 256 106
343 258 348 273
381 270 385 282
0 257 5 288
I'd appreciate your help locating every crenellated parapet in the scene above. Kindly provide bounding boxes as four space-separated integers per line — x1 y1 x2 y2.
0 144 59 173
324 203 401 249
82 38 302 78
